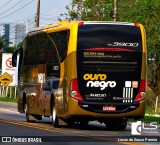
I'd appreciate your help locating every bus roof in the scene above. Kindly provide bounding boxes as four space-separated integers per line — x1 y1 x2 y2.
28 20 138 33
28 20 71 33
82 21 135 26
28 20 139 34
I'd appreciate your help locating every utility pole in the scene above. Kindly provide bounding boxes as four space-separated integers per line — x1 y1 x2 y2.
113 0 118 22
36 0 40 27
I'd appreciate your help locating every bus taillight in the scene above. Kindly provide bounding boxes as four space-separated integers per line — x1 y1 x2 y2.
134 80 146 102
70 78 84 101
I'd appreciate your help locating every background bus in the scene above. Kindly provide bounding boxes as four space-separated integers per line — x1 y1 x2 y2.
12 20 147 130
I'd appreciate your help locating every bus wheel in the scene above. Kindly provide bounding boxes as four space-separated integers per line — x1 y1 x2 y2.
105 119 127 131
52 105 59 127
24 102 31 122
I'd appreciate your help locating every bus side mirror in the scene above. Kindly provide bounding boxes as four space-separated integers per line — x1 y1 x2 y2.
12 47 22 67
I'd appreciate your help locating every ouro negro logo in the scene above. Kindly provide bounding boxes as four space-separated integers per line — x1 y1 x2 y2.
83 74 116 90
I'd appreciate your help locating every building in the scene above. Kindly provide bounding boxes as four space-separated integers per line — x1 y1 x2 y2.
0 19 35 47
15 23 26 46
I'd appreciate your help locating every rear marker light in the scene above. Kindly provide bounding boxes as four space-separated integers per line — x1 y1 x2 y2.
78 22 84 27
134 23 140 28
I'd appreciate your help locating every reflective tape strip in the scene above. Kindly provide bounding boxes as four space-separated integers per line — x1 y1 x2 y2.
123 87 134 103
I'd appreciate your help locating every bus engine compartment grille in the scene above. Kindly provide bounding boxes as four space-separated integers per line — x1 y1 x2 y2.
81 61 137 72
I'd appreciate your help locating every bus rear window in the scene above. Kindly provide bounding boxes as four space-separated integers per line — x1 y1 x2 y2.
77 24 142 52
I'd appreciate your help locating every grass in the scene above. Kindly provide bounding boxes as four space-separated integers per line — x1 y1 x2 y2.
0 97 17 103
140 116 160 122
129 116 160 125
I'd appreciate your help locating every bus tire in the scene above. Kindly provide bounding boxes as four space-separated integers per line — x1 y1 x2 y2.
105 118 127 131
24 102 32 122
52 104 59 127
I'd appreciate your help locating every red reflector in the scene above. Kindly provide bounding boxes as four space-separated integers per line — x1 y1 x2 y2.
70 78 84 101
134 23 140 28
70 78 78 91
139 80 146 92
78 22 84 27
147 82 150 87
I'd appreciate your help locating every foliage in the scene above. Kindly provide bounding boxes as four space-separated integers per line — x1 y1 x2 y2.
0 35 6 49
0 35 16 68
118 0 160 96
130 116 160 122
145 87 156 113
0 35 13 49
61 0 113 21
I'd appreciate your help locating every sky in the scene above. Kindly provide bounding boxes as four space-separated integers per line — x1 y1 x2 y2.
0 0 72 26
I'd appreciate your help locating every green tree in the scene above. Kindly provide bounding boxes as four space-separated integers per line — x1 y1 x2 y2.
0 35 13 49
0 35 6 49
0 35 15 69
61 0 113 21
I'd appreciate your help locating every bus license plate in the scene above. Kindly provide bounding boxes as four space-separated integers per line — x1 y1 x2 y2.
103 106 116 111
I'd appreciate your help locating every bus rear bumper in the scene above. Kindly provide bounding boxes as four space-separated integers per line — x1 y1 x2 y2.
67 99 145 120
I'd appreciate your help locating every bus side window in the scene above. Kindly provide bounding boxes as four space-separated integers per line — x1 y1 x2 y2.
23 35 38 65
48 30 70 63
42 32 60 79
46 40 59 63
44 80 52 92
52 79 59 90
38 33 47 64
12 45 23 81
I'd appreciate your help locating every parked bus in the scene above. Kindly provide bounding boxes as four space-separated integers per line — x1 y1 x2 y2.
12 20 147 130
